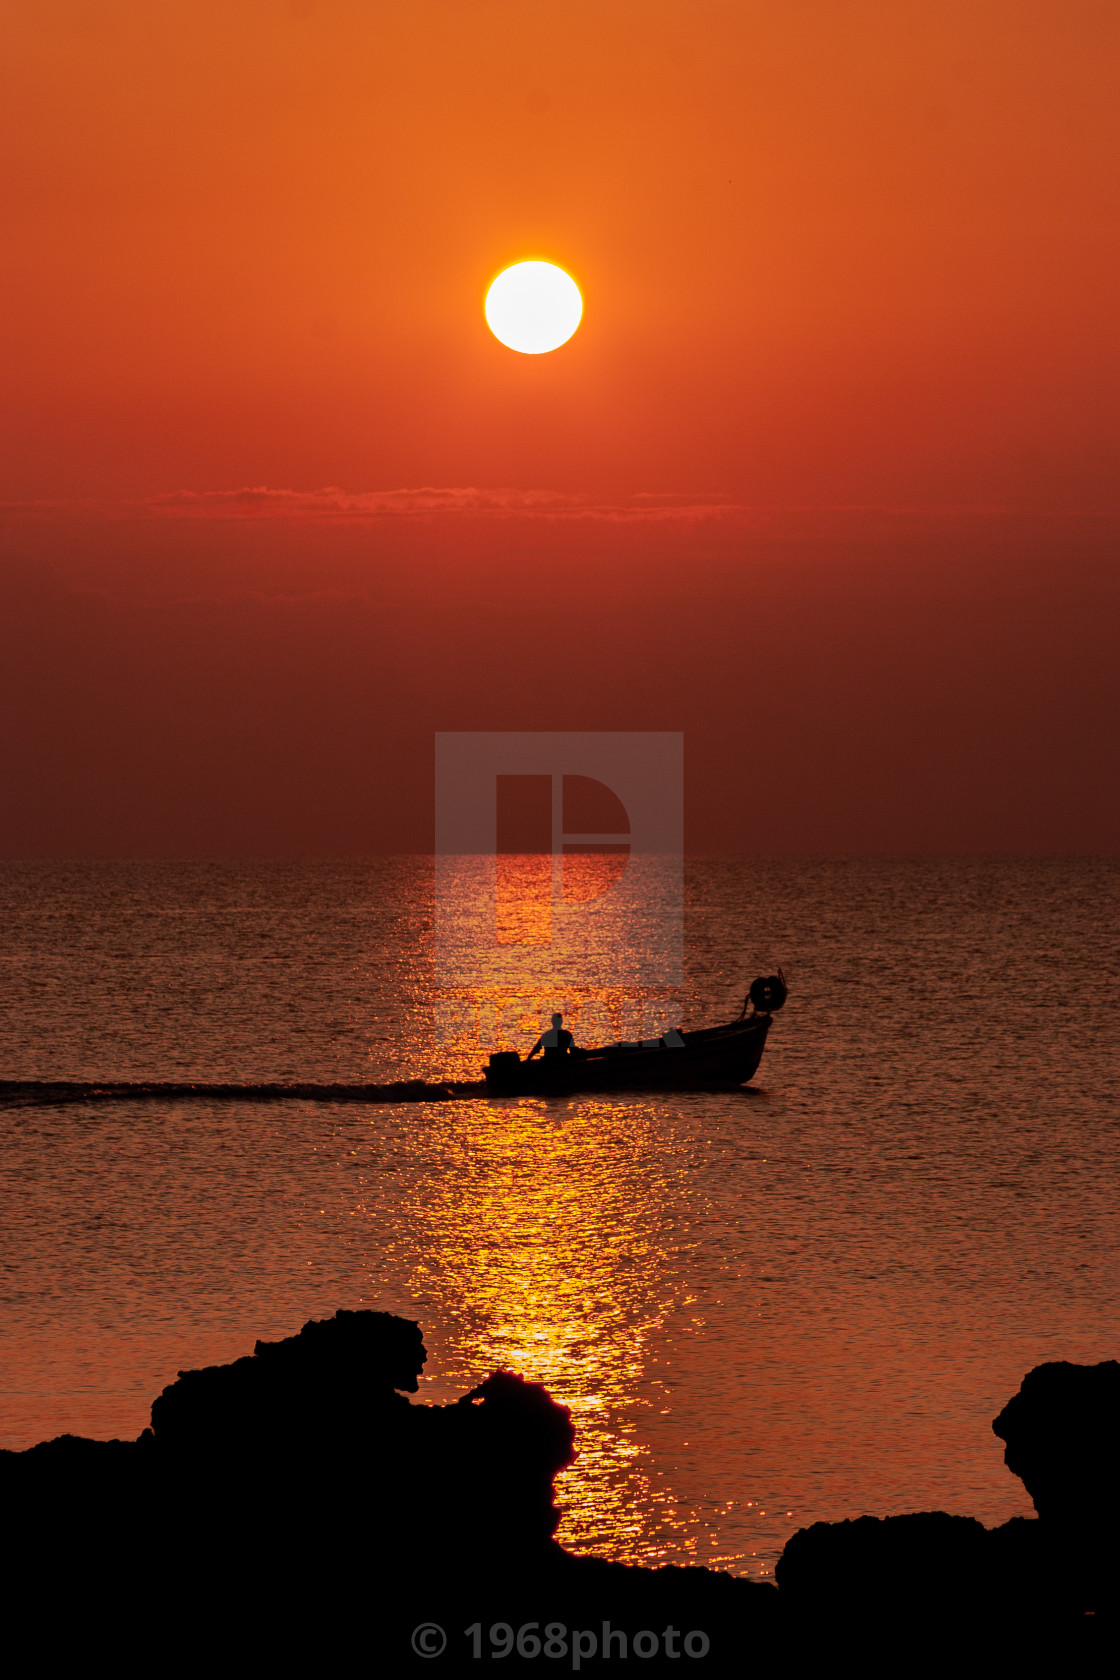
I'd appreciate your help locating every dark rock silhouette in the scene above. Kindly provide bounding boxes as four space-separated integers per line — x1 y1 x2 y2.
993 1358 1120 1532
774 1360 1118 1669
993 1358 1120 1622
1 1318 1114 1672
774 1508 1062 1669
777 1508 993 1617
0 1309 777 1672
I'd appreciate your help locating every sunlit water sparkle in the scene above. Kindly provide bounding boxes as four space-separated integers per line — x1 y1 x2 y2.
1 858 1116 1579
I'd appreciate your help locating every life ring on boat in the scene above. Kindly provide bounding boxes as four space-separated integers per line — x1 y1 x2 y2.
747 972 787 1014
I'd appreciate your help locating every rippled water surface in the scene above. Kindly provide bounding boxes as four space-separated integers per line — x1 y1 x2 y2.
1 858 1117 1578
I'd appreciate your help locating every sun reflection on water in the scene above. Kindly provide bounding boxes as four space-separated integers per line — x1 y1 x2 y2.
381 1096 693 1561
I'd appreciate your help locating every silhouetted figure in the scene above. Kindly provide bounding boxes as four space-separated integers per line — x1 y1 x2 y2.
526 1011 574 1063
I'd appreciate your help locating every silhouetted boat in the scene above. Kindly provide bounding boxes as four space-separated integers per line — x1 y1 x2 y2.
483 973 787 1096
0 977 787 1110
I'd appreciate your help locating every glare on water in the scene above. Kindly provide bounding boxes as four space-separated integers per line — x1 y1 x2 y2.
1 858 1117 1578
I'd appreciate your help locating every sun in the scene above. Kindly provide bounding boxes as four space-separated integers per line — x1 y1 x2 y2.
484 261 583 355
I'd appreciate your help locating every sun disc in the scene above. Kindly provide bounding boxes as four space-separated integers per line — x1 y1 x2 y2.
485 261 583 355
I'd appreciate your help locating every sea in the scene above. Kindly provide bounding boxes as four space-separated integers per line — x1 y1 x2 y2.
1 857 1116 1581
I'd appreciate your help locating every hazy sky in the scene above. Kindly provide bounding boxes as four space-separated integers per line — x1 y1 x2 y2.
2 2 1117 853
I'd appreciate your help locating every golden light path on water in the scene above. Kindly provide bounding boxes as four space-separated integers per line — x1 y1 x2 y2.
357 1094 735 1567
6 860 1116 1579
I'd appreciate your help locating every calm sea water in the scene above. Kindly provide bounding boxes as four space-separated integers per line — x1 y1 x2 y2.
1 858 1117 1580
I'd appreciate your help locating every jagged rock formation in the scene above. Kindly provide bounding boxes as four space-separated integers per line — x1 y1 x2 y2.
773 1360 1118 1667
993 1358 1120 1622
993 1358 1120 1532
1 1317 1114 1671
0 1310 777 1672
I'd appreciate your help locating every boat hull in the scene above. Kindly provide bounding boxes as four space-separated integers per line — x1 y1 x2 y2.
482 1014 772 1096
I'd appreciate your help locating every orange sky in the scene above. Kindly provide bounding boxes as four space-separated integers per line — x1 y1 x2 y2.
1 2 1118 853
4 0 1119 503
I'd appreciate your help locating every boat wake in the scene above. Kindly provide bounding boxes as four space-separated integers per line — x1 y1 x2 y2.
0 1078 487 1110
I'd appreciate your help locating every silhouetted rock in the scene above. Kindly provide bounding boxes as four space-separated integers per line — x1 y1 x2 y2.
0 1310 778 1672
993 1358 1120 1529
777 1508 991 1612
993 1358 1120 1619
151 1307 424 1450
4 1320 1115 1671
770 1359 1119 1669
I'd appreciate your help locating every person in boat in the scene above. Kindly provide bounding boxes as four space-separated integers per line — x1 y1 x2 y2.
526 1012 575 1063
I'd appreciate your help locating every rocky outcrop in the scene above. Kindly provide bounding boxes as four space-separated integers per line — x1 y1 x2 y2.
992 1358 1120 1532
992 1358 1120 1621
0 1310 777 1671
1 1319 1114 1671
772 1360 1118 1667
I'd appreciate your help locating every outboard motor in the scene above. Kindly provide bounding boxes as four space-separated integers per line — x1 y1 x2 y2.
485 1050 522 1084
745 971 788 1016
